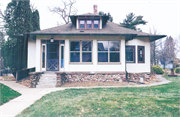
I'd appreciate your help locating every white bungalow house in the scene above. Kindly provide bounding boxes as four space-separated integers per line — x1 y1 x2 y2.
26 6 166 85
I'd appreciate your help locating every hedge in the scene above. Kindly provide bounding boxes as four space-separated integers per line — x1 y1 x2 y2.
151 65 164 74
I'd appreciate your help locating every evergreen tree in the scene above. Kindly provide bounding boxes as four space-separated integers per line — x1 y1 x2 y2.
31 10 40 31
99 11 113 22
120 12 147 31
2 0 40 71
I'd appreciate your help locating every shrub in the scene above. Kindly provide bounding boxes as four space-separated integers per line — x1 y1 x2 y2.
175 67 180 74
151 65 164 74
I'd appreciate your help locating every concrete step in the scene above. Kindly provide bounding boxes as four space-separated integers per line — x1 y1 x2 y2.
36 84 56 88
38 81 57 85
41 74 57 77
39 77 57 81
36 73 57 88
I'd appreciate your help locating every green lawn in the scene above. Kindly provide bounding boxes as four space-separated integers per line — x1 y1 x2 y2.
0 83 21 105
17 76 180 117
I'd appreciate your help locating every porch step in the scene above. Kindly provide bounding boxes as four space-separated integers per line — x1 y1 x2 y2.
36 73 57 88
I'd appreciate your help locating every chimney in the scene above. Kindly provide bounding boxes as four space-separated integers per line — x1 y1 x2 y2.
94 5 97 15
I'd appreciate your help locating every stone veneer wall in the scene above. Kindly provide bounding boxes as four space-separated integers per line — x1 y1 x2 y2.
56 72 151 86
29 72 42 88
56 72 126 86
128 73 151 80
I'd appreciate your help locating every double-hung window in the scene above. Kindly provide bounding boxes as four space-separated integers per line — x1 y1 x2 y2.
138 46 145 63
70 41 92 63
126 46 135 63
80 20 85 28
94 20 99 28
98 41 120 63
86 20 92 29
70 41 80 62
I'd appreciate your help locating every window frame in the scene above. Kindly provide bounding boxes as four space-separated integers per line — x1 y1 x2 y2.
93 20 99 29
86 20 92 29
69 40 93 64
126 45 136 63
79 20 85 29
79 19 100 29
97 40 121 64
138 46 145 63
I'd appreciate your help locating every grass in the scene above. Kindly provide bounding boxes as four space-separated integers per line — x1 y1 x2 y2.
0 83 21 105
17 76 180 117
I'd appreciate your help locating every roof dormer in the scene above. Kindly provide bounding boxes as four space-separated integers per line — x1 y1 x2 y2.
70 5 109 30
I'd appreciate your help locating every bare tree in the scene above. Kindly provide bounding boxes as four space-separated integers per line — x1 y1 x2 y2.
0 4 5 20
49 0 78 24
159 36 176 69
30 3 37 12
149 27 162 65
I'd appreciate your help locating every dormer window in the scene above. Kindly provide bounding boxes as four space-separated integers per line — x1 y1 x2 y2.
80 20 85 28
94 20 99 28
79 19 100 29
87 20 92 28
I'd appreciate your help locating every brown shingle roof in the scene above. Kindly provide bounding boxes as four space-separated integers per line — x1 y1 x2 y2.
30 22 153 36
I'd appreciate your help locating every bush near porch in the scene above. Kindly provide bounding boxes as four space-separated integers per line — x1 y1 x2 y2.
151 65 164 74
17 76 180 117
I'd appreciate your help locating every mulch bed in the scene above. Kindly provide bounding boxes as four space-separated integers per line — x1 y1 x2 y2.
18 77 32 88
0 76 16 81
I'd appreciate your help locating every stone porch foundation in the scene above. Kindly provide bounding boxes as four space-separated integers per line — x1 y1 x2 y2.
55 72 151 87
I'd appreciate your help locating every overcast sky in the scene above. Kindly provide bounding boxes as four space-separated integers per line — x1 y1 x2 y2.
1 0 180 39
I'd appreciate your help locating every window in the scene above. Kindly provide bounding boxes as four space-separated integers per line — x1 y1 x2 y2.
138 46 145 63
61 44 64 69
70 41 92 63
70 41 80 62
126 46 135 63
80 20 85 28
42 44 46 69
94 20 99 28
86 20 92 28
79 19 100 29
98 41 120 62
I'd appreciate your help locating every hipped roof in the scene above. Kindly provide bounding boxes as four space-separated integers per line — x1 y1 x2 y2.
30 22 166 42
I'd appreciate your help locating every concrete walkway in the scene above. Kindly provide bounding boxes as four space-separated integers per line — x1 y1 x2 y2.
0 75 171 117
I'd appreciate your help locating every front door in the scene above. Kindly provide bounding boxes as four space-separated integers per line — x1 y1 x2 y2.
47 44 59 71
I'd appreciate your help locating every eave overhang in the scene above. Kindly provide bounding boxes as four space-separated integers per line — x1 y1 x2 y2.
137 35 166 42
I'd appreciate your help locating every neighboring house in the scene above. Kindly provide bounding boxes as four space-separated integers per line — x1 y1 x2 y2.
25 5 166 79
159 59 173 69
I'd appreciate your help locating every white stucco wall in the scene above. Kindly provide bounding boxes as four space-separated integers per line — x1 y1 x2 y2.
126 38 151 73
27 38 36 68
34 35 150 73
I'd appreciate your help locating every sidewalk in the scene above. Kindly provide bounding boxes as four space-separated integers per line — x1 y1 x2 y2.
0 75 171 117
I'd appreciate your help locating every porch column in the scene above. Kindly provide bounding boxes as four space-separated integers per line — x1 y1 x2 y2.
36 39 41 72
